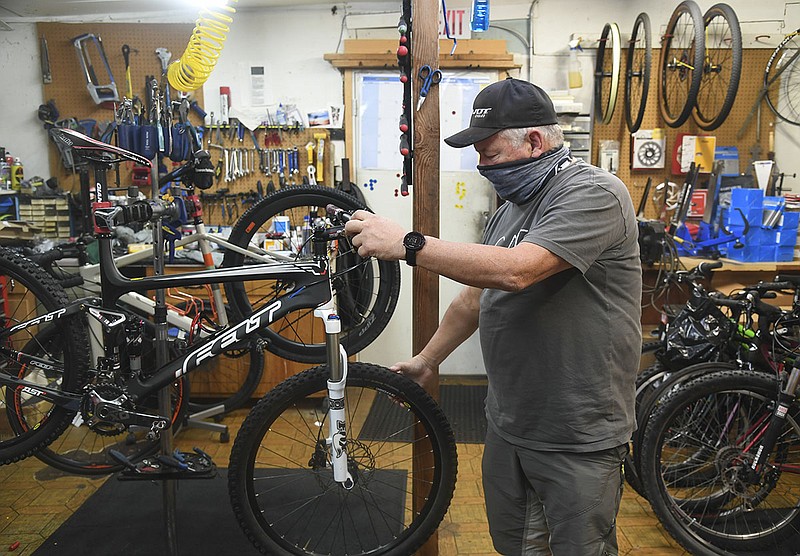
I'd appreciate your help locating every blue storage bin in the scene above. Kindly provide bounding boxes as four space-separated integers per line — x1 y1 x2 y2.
727 244 760 262
758 246 777 262
730 188 763 210
782 212 800 230
777 229 798 247
777 246 795 261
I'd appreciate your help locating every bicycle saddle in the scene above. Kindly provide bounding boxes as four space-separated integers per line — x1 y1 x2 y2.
49 127 152 168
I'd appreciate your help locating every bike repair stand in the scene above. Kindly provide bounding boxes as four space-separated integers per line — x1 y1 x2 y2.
152 193 179 556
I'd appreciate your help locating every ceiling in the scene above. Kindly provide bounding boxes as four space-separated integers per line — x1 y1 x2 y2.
0 0 333 19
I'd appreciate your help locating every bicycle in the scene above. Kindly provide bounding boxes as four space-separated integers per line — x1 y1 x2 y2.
28 130 400 475
0 127 457 555
636 279 800 553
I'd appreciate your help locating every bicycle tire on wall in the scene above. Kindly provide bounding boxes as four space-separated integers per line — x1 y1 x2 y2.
0 249 89 466
222 186 401 363
595 22 621 125
625 12 652 133
228 362 457 556
640 369 800 553
692 3 742 131
659 0 705 128
764 29 800 126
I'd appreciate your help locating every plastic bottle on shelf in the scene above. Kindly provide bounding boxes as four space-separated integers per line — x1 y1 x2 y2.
568 38 583 89
471 0 490 32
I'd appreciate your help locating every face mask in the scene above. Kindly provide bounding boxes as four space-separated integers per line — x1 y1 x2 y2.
478 145 570 205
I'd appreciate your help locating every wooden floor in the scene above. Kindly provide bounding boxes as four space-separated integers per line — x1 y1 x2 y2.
0 408 688 556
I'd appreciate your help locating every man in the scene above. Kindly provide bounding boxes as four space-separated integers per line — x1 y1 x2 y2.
344 77 641 555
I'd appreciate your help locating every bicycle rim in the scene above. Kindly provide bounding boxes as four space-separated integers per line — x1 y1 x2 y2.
660 0 705 127
692 3 742 131
228 363 457 556
625 12 652 133
222 186 400 363
642 369 800 553
0 249 88 466
595 22 621 125
765 30 800 126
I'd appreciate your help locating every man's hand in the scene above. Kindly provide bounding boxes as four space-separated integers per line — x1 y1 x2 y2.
344 210 407 261
391 354 437 392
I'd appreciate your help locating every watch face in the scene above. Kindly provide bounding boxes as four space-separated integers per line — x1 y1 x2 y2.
404 232 425 250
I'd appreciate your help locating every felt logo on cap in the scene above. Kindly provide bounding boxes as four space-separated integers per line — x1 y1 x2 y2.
473 108 492 118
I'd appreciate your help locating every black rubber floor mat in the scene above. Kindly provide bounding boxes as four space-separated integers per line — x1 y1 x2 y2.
359 384 487 444
34 468 405 556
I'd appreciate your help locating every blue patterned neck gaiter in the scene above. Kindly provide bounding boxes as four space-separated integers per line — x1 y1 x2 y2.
477 145 571 205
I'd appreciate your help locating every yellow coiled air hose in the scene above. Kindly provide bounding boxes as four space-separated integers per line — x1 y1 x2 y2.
168 0 237 92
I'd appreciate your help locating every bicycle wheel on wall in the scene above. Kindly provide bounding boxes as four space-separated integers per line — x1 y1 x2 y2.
0 249 89 466
659 0 705 128
625 12 652 133
228 363 457 556
692 3 742 130
222 186 401 364
595 22 621 125
765 29 800 126
640 369 800 554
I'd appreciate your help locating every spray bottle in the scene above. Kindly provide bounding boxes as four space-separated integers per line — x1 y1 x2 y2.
568 38 583 89
10 157 24 190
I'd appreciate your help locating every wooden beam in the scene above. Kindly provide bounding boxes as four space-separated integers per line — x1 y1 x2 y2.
411 0 440 554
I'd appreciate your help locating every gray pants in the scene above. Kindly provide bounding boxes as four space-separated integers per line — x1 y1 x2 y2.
482 427 627 556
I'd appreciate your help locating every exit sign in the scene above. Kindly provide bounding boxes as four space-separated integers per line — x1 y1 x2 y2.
439 8 471 39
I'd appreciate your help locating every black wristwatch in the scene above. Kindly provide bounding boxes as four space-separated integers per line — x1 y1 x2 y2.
403 231 426 266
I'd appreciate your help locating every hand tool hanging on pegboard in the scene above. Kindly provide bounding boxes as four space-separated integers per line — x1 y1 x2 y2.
72 33 120 106
398 0 413 196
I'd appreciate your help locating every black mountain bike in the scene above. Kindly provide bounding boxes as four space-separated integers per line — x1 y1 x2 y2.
0 128 457 555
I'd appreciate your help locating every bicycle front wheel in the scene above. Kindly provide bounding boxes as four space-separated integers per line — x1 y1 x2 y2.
692 3 742 130
0 249 89 465
228 362 457 556
640 369 800 553
222 186 401 363
659 0 705 128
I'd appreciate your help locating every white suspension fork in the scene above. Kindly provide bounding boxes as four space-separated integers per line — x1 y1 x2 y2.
315 301 354 489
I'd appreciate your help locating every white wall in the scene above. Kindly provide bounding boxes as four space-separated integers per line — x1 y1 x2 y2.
0 23 50 177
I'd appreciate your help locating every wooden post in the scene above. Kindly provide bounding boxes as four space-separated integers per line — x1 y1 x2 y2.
411 0 440 554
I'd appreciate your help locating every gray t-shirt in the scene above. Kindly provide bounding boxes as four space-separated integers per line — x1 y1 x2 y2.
480 159 641 452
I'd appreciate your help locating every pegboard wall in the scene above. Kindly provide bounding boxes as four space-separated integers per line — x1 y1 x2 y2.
37 22 202 192
37 22 332 227
592 47 776 221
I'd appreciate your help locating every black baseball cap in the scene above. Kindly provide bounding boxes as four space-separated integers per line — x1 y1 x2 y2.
444 77 558 148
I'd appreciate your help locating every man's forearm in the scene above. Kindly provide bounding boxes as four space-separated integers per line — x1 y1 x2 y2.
418 287 481 367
